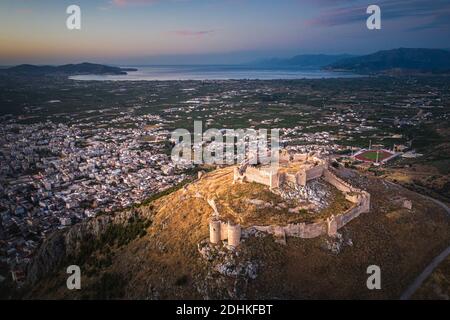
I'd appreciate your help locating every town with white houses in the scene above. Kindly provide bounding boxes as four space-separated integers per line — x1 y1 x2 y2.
0 77 446 286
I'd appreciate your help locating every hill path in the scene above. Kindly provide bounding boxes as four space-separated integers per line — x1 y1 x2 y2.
390 180 450 300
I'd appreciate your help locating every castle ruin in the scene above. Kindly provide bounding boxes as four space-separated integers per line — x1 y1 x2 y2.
233 151 327 189
209 219 241 247
208 150 371 247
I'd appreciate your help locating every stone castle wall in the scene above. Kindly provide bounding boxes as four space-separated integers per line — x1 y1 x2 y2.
227 168 370 244
249 187 370 241
252 221 327 239
284 173 298 185
234 157 327 189
323 168 371 212
305 164 326 182
323 169 353 193
218 157 371 246
236 166 272 186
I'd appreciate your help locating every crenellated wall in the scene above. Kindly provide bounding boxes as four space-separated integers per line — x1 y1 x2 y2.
221 156 371 245
247 187 370 241
323 169 353 193
234 155 327 188
305 164 326 182
252 221 327 239
236 166 272 186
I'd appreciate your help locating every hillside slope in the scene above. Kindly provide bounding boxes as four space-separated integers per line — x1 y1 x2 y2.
326 48 450 74
23 167 450 299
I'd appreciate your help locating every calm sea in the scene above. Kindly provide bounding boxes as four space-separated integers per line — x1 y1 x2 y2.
69 65 359 81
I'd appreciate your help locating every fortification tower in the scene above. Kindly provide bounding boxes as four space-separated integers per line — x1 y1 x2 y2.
227 222 241 247
209 218 221 244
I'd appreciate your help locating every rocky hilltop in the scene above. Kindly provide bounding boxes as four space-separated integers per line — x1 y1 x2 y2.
23 167 450 299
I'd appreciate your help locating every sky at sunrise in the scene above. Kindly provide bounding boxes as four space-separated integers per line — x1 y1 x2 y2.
1 0 450 65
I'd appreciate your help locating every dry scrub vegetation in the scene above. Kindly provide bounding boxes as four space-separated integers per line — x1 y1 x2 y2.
26 166 450 299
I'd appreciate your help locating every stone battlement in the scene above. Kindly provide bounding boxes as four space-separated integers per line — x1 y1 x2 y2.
209 152 371 246
249 169 370 240
233 152 327 189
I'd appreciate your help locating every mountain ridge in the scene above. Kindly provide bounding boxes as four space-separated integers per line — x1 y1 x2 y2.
0 62 137 76
252 54 355 68
325 48 450 74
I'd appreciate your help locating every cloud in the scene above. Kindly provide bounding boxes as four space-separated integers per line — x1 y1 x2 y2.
310 0 360 5
305 0 450 30
111 0 159 6
172 30 215 37
409 8 450 31
305 5 364 27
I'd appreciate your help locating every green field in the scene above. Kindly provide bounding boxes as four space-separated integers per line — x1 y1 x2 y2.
355 150 393 162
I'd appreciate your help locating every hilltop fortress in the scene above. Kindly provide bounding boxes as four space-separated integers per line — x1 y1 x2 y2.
233 150 327 189
209 150 371 247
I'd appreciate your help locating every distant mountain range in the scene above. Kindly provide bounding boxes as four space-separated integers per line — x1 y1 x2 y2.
0 63 137 76
255 48 450 74
252 54 355 68
325 48 450 74
2 49 450 76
